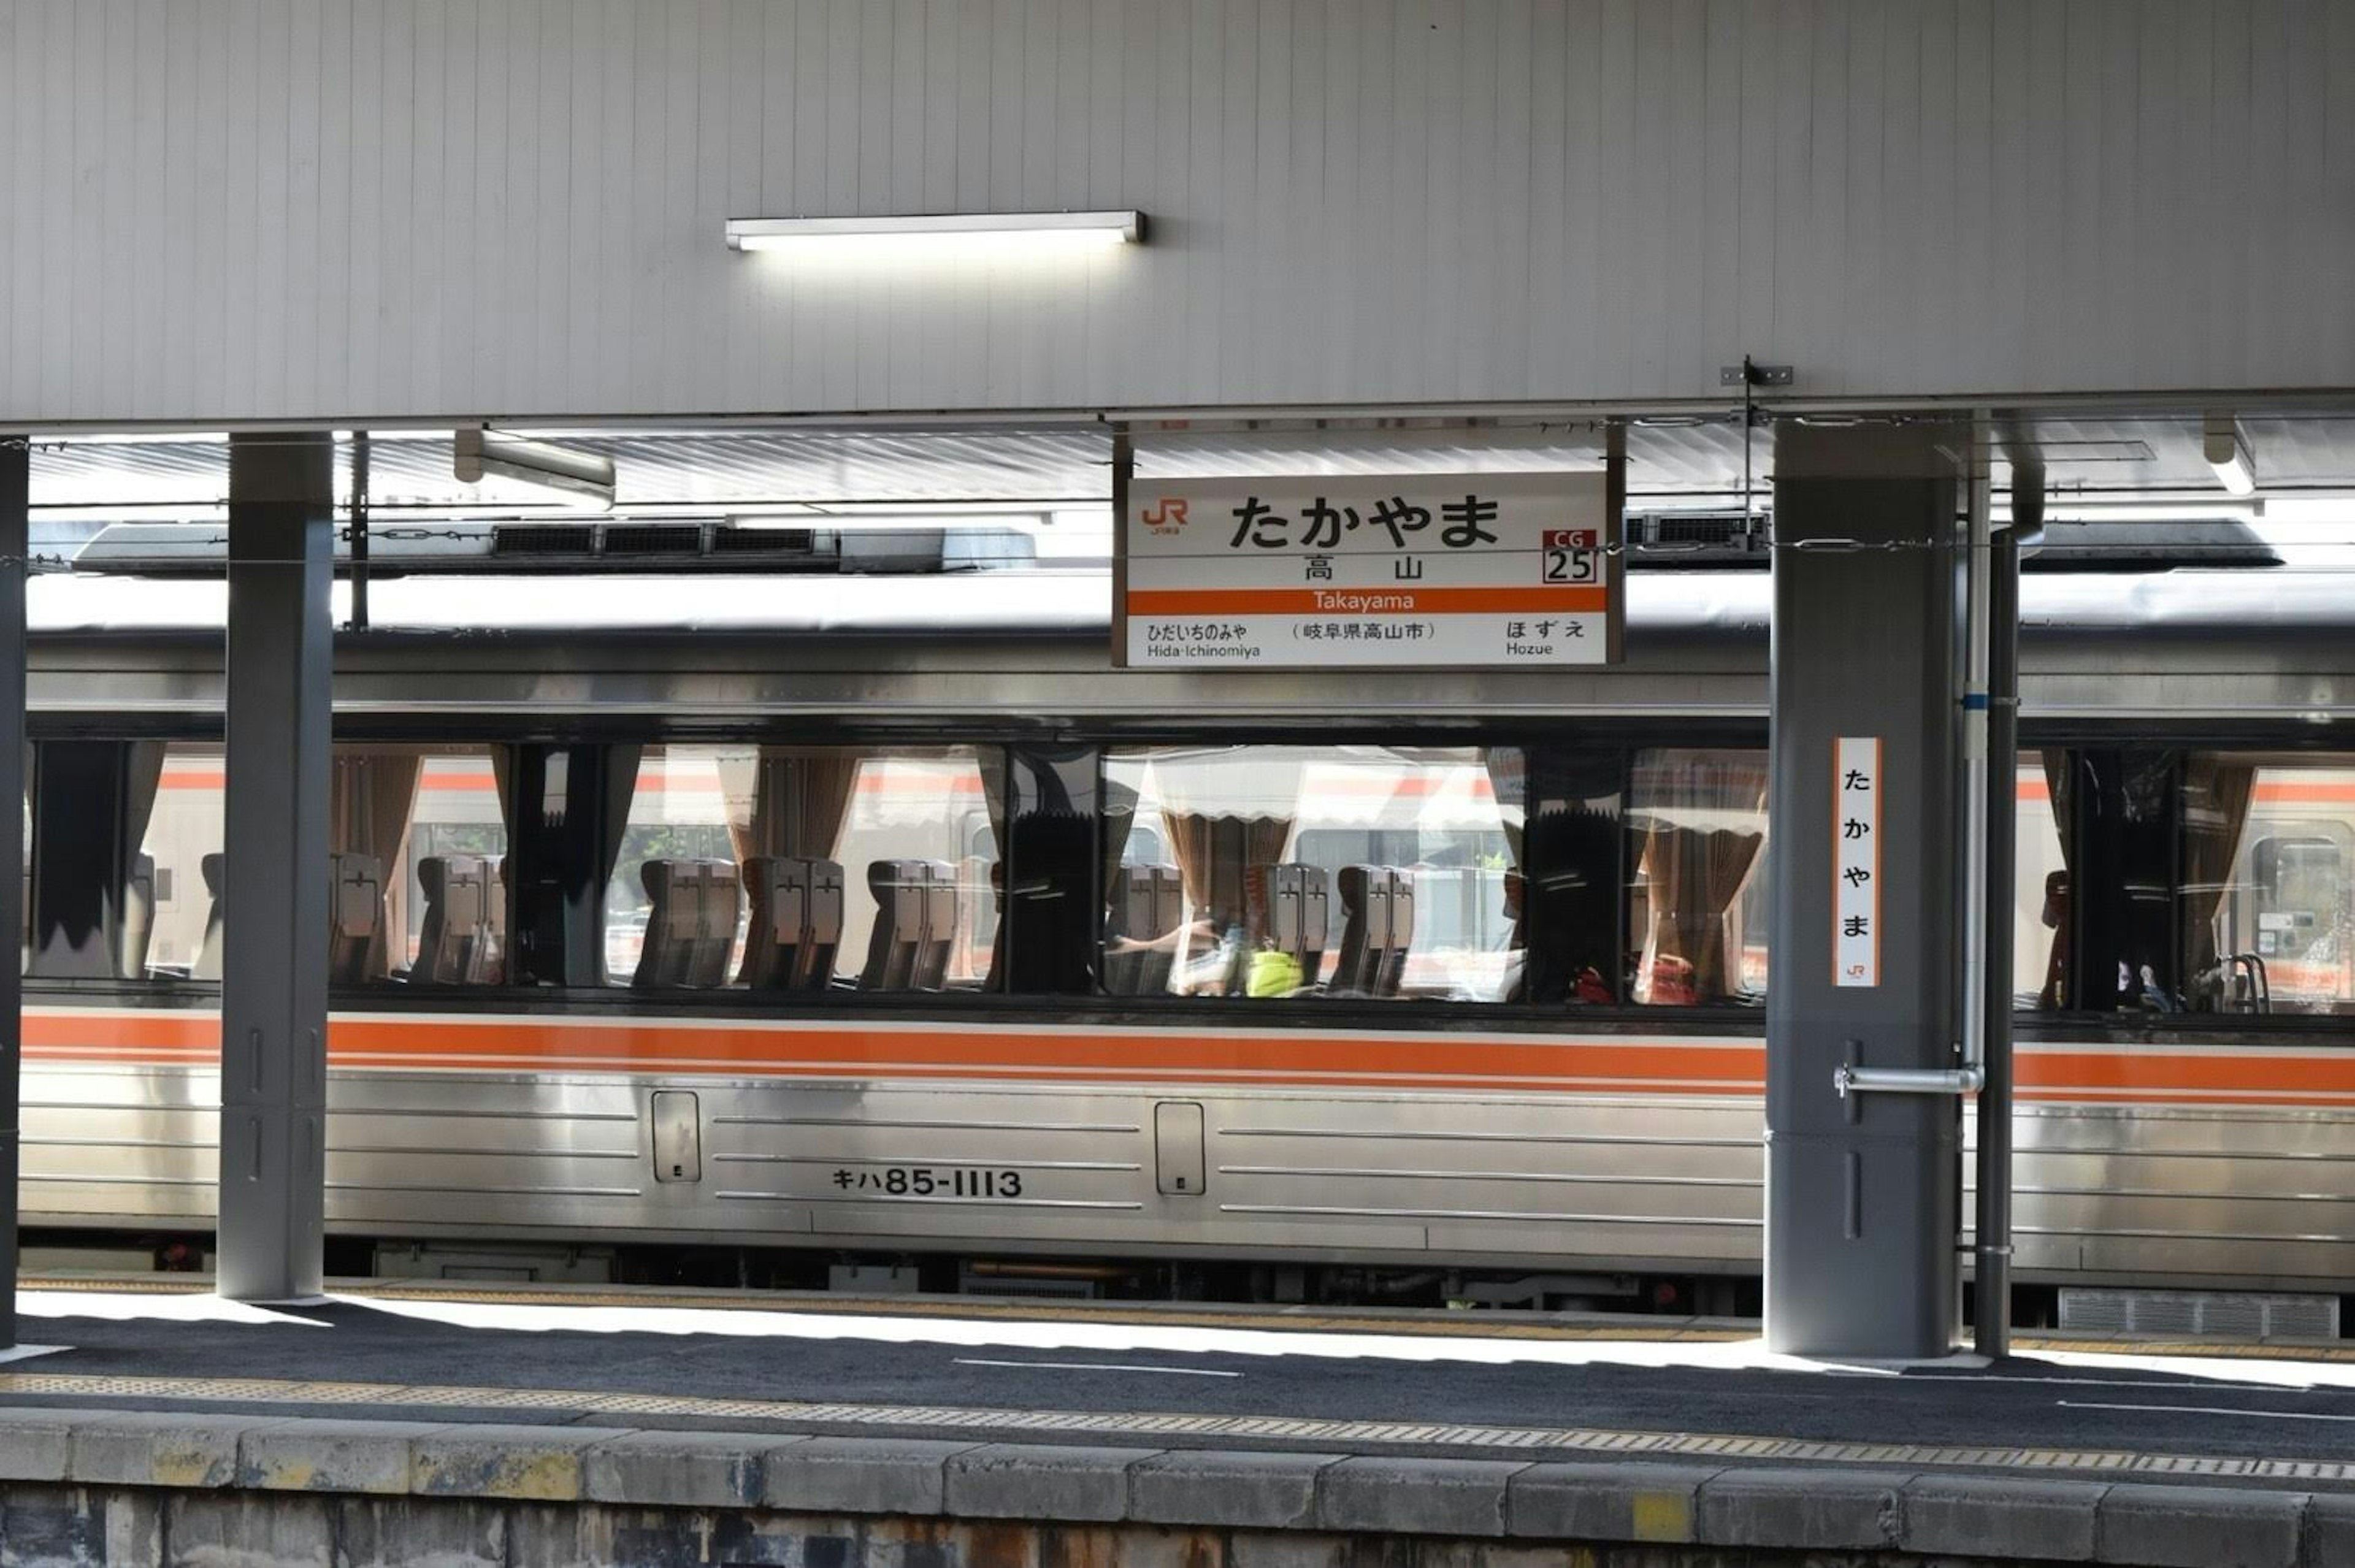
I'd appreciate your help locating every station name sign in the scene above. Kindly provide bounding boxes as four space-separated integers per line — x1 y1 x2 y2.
1114 472 1621 669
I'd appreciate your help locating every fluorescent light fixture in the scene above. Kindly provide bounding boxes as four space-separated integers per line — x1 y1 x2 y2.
453 428 615 511
2254 496 2355 523
2204 412 2256 496
724 210 1143 259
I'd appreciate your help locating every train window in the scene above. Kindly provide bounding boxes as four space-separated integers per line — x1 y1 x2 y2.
605 744 1008 993
334 746 509 986
2217 763 2355 1015
603 746 744 985
2015 755 2070 1009
828 747 1005 992
1625 749 1769 1006
136 742 223 980
27 739 218 982
1101 744 1520 1001
2040 749 2355 1016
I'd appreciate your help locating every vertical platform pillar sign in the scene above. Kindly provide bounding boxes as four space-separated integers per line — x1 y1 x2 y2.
1765 421 1967 1360
218 432 335 1302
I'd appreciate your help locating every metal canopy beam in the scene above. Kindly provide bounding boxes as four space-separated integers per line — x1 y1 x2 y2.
1764 420 1968 1360
216 432 334 1302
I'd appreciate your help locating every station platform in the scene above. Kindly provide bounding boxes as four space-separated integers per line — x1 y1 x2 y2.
0 1280 2345 1566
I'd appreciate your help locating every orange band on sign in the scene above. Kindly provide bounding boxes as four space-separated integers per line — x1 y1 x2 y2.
1127 586 1609 616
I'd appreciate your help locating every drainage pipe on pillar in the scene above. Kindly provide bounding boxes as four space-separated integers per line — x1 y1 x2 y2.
1974 435 2037 1361
1958 443 1993 1084
350 430 370 631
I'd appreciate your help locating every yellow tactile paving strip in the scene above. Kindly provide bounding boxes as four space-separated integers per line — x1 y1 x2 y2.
0 1369 2346 1485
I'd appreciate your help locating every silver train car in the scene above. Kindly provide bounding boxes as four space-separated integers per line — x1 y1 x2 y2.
19 564 2355 1326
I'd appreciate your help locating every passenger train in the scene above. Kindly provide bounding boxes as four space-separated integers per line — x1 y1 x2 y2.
20 555 2355 1330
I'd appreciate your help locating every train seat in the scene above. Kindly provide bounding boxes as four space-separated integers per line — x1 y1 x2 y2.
1376 869 1417 997
859 860 927 990
800 859 844 987
1263 862 1330 993
913 859 958 989
194 852 226 980
481 857 507 984
412 854 491 984
1139 864 1184 994
1103 865 1152 995
687 859 743 988
119 852 156 980
1105 863 1185 995
739 855 844 990
326 852 385 986
1334 866 1415 997
861 859 958 991
631 860 703 989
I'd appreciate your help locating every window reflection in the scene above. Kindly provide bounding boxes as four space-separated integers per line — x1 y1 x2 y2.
139 743 223 979
2026 749 2355 1015
27 739 220 982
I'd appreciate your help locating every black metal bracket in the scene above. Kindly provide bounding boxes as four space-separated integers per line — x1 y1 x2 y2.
1721 359 1794 388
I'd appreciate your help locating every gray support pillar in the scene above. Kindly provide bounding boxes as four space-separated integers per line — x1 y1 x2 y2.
1764 421 1966 1360
0 439 25 1347
217 433 334 1302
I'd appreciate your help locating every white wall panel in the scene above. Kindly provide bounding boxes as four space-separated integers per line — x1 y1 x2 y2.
0 0 2350 424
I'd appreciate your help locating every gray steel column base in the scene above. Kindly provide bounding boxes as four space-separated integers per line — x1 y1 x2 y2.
216 433 334 1304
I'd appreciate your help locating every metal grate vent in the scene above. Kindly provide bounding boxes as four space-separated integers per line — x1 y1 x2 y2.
2058 1288 2340 1341
490 524 599 555
713 527 815 554
600 524 705 556
960 1271 1101 1301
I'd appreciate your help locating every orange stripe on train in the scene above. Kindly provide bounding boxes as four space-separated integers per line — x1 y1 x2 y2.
24 1012 2355 1106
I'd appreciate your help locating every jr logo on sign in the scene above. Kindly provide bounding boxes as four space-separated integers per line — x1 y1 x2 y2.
1141 499 1189 532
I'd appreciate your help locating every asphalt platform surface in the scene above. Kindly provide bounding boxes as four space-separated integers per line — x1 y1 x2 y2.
5 1284 2354 1485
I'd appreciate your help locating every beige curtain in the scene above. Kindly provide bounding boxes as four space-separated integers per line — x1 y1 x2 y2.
2180 755 2258 997
1153 751 1305 938
122 741 166 859
1634 751 1768 1003
712 748 863 862
331 751 424 977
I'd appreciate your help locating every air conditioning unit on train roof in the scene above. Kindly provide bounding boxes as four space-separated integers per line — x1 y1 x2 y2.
1624 510 1767 567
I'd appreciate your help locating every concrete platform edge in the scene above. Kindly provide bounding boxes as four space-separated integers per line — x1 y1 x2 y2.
0 1409 2340 1564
